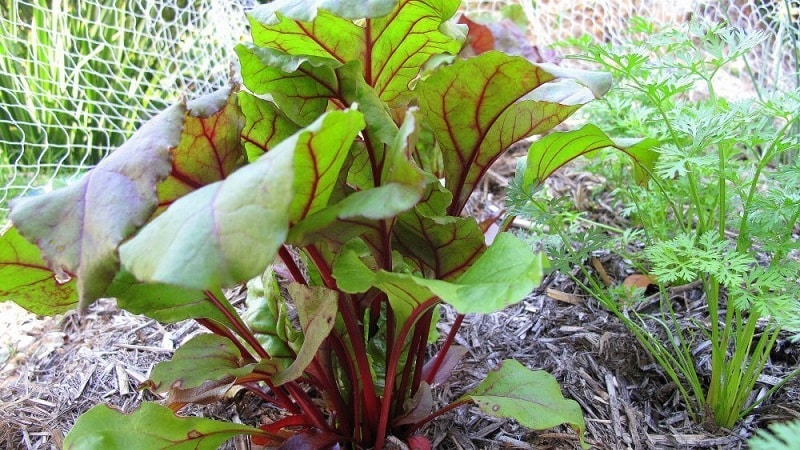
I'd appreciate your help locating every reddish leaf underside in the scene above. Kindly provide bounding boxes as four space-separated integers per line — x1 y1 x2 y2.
9 102 186 307
458 15 495 55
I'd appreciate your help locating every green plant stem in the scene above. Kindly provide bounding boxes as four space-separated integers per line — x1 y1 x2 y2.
550 221 703 420
736 117 798 252
705 277 723 417
741 349 800 418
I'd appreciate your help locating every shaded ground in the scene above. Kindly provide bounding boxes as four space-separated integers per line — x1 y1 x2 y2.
2 159 799 450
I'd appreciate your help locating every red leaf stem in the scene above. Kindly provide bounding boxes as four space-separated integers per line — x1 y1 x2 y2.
195 317 255 362
311 354 352 437
405 399 470 435
203 290 270 359
304 245 338 290
410 310 435 397
242 382 298 413
284 382 332 434
336 292 381 433
396 311 430 417
374 295 440 450
423 313 464 386
328 332 361 440
279 245 308 285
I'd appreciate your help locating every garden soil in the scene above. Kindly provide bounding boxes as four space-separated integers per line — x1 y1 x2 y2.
2 153 799 450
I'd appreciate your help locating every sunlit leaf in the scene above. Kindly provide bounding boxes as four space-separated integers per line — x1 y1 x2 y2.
119 142 292 290
249 4 365 62
0 226 78 314
289 108 365 223
462 360 587 449
236 44 340 126
366 0 464 105
334 233 544 325
9 102 185 307
250 0 397 24
64 402 260 450
120 111 361 290
394 208 486 280
523 124 659 188
156 87 245 213
418 52 610 214
239 92 300 161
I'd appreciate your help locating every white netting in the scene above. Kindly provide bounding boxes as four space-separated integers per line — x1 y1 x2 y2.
1 0 798 214
0 0 253 212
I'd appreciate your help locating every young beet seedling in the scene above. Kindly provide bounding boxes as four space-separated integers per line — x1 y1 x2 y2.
0 1 656 448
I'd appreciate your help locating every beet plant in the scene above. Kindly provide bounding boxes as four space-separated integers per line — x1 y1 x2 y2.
0 1 655 448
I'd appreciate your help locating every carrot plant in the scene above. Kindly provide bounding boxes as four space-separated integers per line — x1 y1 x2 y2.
0 1 654 448
511 17 800 430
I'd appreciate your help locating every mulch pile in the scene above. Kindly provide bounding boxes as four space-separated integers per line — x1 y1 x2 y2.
2 150 799 450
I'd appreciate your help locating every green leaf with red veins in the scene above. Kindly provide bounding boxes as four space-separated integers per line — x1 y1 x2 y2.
462 360 588 449
120 110 362 291
235 44 341 126
366 0 464 106
9 102 185 307
156 87 246 214
145 334 258 404
417 51 611 215
0 226 78 314
288 182 424 248
64 402 262 450
248 7 364 63
239 92 300 161
289 108 365 224
393 210 486 280
247 0 464 107
288 109 424 249
523 124 660 188
270 283 338 386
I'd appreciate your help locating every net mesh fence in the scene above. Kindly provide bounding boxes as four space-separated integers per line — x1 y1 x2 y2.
1 0 798 215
